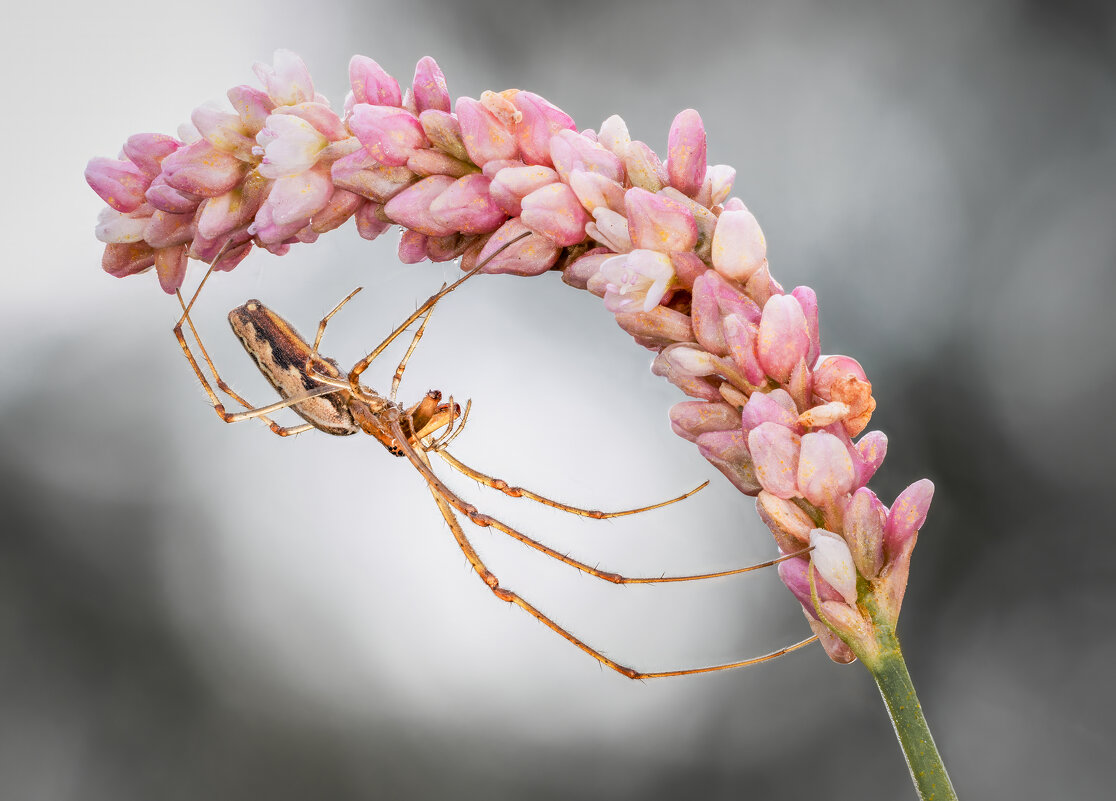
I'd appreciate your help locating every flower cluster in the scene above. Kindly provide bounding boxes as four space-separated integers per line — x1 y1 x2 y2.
86 51 934 662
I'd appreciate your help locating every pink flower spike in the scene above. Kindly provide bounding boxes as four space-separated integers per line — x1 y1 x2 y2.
348 104 428 167
567 170 627 216
355 202 392 241
598 250 674 313
253 49 315 107
419 110 469 162
264 166 333 226
854 430 888 486
844 487 887 579
411 56 450 113
810 529 858 606
748 422 802 500
520 183 591 247
885 479 935 560
757 294 811 384
383 174 458 236
625 188 699 254
160 140 246 197
667 109 707 198
456 97 518 166
696 430 761 496
85 158 151 212
741 389 799 435
122 134 181 178
398 229 428 263
349 55 402 107
155 243 188 294
511 91 575 166
490 165 560 216
797 431 856 508
723 314 766 387
791 286 821 368
711 207 767 281
475 218 560 276
669 401 741 443
428 174 506 235
227 85 274 133
623 140 668 192
549 129 624 185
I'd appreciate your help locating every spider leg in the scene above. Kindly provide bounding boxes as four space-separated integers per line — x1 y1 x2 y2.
420 447 817 678
437 449 710 520
391 421 810 585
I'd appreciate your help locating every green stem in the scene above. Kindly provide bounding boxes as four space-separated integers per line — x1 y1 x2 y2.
861 624 957 801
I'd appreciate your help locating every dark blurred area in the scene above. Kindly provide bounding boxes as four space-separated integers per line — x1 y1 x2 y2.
6 0 1116 798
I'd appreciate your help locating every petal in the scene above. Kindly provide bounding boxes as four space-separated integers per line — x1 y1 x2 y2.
349 55 402 107
428 174 506 234
669 400 741 443
696 429 761 496
711 207 766 281
382 174 458 236
757 294 811 383
85 157 150 212
809 529 858 606
266 168 333 226
884 479 934 559
667 109 707 197
520 182 591 247
475 218 560 276
747 422 801 499
511 91 575 166
412 56 451 113
625 187 699 253
797 431 856 507
456 97 518 165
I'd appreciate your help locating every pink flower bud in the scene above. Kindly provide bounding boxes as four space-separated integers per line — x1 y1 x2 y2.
797 431 856 508
691 269 762 357
227 85 274 133
425 233 468 262
666 346 719 377
144 177 201 214
348 104 428 167
667 109 707 198
843 487 887 579
411 57 450 113
622 140 668 192
253 50 315 107
428 174 506 234
806 615 857 664
809 529 858 606
311 188 363 233
651 346 722 402
122 134 181 178
475 218 560 276
853 430 888 486
263 166 333 226
521 183 591 247
256 113 328 178
707 164 735 206
250 198 304 245
274 103 347 141
745 261 783 306
349 55 402 107
597 114 631 156
102 242 156 278
566 170 626 215
723 314 766 387
669 252 707 289
885 479 934 560
192 103 255 159
155 243 188 294
549 129 624 185
614 307 695 349
711 207 766 281
143 209 194 249
160 140 246 197
748 422 802 500
624 187 699 253
398 229 428 263
456 97 519 166
587 208 633 253
95 207 148 244
696 430 761 496
330 149 415 203
669 401 741 443
510 91 575 166
355 201 392 241
404 148 474 178
562 249 613 290
419 109 469 162
756 491 816 553
791 286 820 368
85 158 151 212
741 389 799 435
383 174 457 236
757 294 811 383
490 165 560 216
777 556 845 620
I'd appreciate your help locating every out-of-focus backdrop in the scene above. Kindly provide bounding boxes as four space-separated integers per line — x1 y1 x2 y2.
4 0 1114 798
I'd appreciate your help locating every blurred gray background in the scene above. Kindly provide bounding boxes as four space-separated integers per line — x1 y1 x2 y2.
4 0 1115 798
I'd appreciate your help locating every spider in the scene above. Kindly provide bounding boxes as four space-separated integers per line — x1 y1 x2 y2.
171 240 815 679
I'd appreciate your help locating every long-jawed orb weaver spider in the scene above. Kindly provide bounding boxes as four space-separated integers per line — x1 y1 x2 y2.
171 238 815 679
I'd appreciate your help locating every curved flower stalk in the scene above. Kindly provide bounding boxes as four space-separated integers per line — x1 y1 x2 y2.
86 51 955 799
